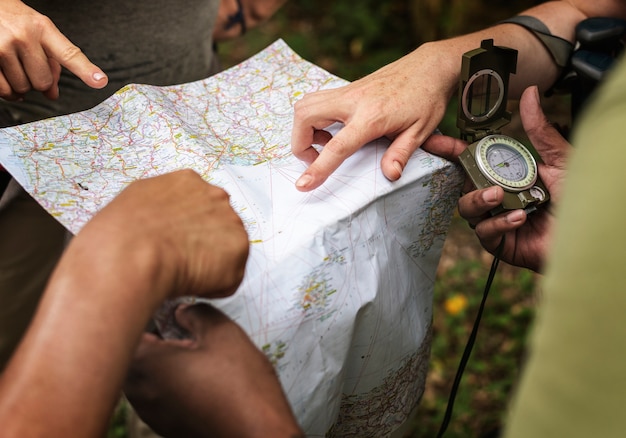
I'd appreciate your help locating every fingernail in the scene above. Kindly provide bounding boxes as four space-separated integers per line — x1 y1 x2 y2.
296 174 313 189
93 72 106 81
482 186 499 203
392 160 404 177
530 85 540 105
506 209 525 224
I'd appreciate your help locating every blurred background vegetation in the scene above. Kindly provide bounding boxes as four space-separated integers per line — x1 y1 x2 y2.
110 1 570 436
220 0 546 78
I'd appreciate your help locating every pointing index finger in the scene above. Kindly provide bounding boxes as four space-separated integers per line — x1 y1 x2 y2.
42 24 108 89
294 122 379 191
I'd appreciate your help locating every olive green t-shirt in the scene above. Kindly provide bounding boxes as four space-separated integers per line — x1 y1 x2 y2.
504 54 626 437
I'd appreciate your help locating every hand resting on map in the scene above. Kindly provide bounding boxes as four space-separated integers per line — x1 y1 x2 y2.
289 1 613 192
422 87 570 273
0 0 108 101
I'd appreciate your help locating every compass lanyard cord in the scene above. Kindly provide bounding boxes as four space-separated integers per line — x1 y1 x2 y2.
436 235 506 438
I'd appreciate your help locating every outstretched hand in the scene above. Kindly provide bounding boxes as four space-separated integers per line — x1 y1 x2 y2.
125 304 303 438
422 86 570 272
0 0 108 100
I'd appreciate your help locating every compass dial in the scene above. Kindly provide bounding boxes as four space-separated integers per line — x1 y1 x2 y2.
474 135 538 191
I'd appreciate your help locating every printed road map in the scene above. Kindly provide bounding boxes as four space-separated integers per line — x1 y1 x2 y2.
0 40 463 437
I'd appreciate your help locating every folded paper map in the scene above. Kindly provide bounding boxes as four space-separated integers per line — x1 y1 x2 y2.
0 40 463 437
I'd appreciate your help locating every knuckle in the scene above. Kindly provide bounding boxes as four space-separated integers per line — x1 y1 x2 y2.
390 143 414 162
290 145 305 159
31 76 54 92
325 136 350 156
10 15 56 47
58 44 84 63
293 97 305 111
0 75 30 95
177 168 200 181
0 80 8 96
32 14 56 32
358 111 391 137
211 184 231 202
0 86 16 100
0 41 9 58
293 98 314 120
13 84 30 94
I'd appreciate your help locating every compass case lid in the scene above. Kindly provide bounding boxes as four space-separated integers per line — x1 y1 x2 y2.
457 39 518 143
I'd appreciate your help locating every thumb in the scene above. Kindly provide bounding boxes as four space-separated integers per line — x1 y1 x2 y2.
519 86 566 157
42 25 108 89
421 133 469 163
174 303 230 339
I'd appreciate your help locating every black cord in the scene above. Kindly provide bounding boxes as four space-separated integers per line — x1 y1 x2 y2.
436 236 506 438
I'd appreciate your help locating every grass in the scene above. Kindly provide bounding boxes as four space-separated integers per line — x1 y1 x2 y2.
107 400 129 438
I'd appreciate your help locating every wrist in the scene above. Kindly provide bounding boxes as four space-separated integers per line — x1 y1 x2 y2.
416 40 461 100
63 216 175 307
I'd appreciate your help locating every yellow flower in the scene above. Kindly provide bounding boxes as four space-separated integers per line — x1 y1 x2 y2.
444 294 468 316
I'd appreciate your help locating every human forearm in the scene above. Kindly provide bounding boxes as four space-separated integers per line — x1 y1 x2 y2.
0 170 249 437
413 0 626 100
0 223 169 438
413 1 595 100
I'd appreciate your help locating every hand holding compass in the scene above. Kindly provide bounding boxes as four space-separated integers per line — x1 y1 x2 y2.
423 85 570 272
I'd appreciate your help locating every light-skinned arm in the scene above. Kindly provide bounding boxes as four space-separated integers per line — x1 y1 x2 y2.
291 0 626 191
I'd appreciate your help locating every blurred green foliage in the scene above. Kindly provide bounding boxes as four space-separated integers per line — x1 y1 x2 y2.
107 401 128 438
220 0 546 80
219 0 414 80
